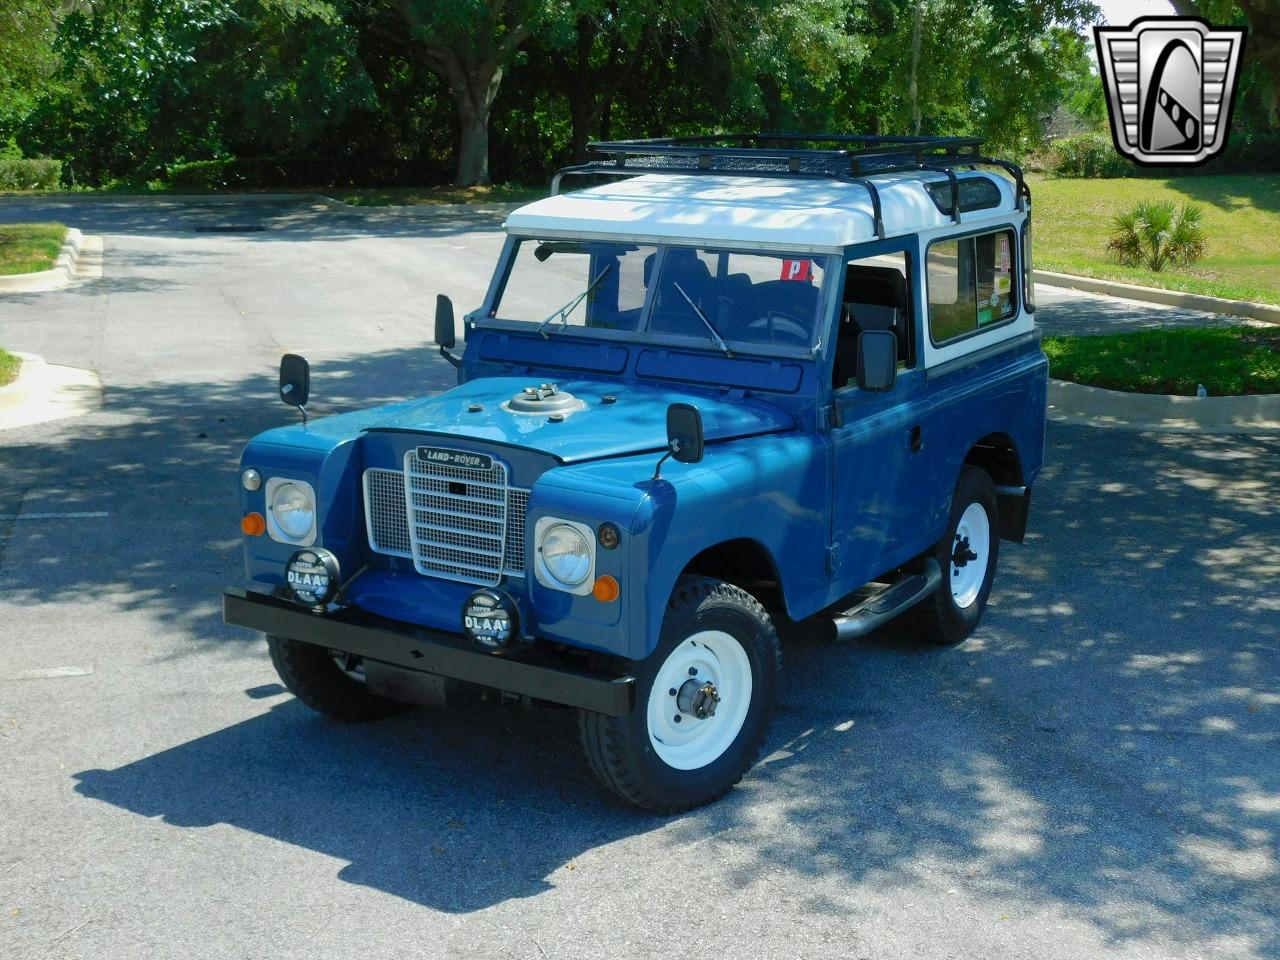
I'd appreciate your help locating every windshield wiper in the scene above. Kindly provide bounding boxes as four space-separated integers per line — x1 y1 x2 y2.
535 265 614 339
672 282 733 358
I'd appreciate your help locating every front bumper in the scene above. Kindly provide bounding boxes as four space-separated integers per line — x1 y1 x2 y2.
223 588 635 716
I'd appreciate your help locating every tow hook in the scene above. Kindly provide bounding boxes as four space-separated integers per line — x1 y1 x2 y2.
676 679 720 719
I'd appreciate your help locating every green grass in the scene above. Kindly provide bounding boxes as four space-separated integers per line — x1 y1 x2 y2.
1032 174 1280 306
333 184 546 207
1043 326 1280 396
0 222 67 275
0 348 21 388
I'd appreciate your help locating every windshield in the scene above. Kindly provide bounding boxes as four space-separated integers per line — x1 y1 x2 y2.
491 240 829 350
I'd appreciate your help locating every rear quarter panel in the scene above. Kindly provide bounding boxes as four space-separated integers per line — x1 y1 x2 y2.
926 333 1048 521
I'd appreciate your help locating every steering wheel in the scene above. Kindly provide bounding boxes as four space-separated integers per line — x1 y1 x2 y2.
742 311 810 346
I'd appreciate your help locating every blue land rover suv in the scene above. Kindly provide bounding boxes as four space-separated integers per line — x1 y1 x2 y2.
224 135 1048 812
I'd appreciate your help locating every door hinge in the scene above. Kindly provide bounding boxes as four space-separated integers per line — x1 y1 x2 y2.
826 543 842 573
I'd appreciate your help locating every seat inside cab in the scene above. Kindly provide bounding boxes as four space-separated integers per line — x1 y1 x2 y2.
833 258 913 388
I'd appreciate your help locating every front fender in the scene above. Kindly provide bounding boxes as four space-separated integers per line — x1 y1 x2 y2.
550 432 830 660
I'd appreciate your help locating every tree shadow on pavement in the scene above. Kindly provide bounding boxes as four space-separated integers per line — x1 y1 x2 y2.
1 343 1272 950
0 196 514 244
0 189 1268 953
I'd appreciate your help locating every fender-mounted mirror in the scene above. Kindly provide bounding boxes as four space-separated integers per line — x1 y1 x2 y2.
280 353 310 406
655 403 704 479
279 353 310 426
435 294 462 368
667 403 705 464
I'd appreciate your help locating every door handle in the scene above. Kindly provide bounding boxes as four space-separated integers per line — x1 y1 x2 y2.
908 425 923 453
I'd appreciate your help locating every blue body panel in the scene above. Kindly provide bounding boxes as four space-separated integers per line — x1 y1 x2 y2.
238 225 1048 665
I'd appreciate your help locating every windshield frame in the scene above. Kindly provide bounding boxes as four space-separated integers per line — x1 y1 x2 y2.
478 236 838 359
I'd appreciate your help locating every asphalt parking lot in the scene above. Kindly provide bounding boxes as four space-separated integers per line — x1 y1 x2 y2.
0 198 1276 960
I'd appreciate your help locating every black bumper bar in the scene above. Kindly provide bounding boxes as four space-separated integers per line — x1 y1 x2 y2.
223 588 635 717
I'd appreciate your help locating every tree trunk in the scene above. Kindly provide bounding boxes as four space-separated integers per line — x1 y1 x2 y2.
909 0 924 135
455 96 491 186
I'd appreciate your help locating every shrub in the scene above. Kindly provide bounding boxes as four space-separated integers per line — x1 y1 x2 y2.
1106 201 1207 272
1047 133 1137 179
0 156 63 191
1205 131 1280 174
165 159 233 191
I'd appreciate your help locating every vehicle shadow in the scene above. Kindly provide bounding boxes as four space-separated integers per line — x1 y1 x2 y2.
0 342 1273 947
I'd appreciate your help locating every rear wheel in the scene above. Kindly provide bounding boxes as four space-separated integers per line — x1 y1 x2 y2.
578 577 780 813
267 634 408 722
908 465 1000 645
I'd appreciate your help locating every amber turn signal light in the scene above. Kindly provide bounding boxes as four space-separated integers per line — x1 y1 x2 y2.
241 512 266 536
592 575 620 603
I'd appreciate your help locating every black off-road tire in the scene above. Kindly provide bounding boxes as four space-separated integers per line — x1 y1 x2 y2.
578 577 781 813
908 465 1000 646
267 634 408 722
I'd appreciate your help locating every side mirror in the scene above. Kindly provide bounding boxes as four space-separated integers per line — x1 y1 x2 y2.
667 402 704 464
435 294 462 369
279 353 310 408
856 330 897 393
434 294 456 349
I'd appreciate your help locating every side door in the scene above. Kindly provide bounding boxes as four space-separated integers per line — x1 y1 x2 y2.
828 248 935 598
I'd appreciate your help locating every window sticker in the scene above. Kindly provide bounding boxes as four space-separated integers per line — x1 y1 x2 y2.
780 259 813 282
999 235 1010 270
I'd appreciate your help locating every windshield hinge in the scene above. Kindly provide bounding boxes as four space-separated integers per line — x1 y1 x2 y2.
826 544 842 573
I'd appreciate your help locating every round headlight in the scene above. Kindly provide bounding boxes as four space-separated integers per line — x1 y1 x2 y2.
270 482 314 540
541 523 591 586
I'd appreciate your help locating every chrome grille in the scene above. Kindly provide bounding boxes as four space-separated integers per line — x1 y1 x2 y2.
363 469 411 558
505 489 529 574
361 455 530 584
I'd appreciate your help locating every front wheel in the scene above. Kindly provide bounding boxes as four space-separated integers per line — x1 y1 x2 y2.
267 634 408 722
908 465 1000 645
578 577 780 813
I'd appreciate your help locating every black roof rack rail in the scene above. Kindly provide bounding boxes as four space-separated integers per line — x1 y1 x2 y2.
548 133 1028 241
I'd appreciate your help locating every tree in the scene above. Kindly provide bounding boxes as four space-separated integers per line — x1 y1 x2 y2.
0 0 62 130
386 0 589 185
1170 0 1280 129
835 0 1101 151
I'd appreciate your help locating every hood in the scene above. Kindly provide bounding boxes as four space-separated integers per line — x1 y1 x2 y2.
362 376 793 464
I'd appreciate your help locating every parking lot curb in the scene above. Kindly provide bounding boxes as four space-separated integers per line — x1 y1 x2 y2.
1033 270 1280 325
1048 377 1280 434
0 228 89 293
0 352 103 430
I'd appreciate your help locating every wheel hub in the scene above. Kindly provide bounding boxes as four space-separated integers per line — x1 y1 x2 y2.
952 534 978 568
676 678 720 719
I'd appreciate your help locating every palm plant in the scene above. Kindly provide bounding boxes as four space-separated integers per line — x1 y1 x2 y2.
1106 201 1207 272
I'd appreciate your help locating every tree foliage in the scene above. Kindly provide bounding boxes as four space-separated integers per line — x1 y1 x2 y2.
30 0 1278 190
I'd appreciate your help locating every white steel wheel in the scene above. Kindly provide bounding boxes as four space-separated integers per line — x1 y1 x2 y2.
645 629 753 771
950 502 991 609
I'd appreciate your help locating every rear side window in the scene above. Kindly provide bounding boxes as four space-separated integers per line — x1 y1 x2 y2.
927 229 1016 345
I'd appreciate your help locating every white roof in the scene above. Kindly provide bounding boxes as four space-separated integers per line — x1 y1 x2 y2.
505 172 1019 253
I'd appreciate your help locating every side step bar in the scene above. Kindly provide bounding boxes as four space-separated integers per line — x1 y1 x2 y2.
828 558 943 641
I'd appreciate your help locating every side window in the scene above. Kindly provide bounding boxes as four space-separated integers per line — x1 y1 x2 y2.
832 252 913 390
927 229 1016 345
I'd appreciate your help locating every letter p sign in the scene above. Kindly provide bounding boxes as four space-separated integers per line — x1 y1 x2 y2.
780 259 812 282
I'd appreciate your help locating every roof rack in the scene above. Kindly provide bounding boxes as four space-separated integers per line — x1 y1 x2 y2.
549 133 1029 241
